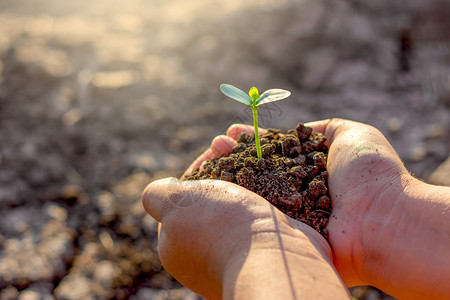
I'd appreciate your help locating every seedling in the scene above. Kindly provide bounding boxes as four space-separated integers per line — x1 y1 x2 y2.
220 83 291 158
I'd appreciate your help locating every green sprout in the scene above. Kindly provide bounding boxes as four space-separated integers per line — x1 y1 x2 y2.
220 83 291 159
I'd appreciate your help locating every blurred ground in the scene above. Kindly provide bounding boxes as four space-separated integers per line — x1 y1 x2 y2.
0 0 449 299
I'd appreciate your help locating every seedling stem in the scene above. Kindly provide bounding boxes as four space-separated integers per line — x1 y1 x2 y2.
251 105 262 158
220 84 291 159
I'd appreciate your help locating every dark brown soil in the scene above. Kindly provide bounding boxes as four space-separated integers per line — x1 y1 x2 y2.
184 123 331 239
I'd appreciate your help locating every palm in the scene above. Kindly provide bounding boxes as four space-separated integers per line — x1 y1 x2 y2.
322 121 408 285
211 119 407 286
143 178 331 299
187 119 408 287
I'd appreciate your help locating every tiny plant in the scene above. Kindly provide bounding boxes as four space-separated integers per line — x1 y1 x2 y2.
220 83 291 159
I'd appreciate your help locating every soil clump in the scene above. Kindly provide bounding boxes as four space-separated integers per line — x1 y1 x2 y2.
184 123 332 239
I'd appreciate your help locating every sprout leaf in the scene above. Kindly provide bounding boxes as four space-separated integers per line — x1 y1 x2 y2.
220 84 252 106
248 87 260 102
256 89 291 106
220 83 292 159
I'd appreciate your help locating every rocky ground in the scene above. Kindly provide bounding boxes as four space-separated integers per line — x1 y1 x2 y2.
0 0 449 299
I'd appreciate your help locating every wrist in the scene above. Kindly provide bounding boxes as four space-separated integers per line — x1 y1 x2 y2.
361 175 450 298
358 172 415 282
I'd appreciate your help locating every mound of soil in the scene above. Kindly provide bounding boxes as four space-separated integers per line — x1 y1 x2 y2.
184 123 331 239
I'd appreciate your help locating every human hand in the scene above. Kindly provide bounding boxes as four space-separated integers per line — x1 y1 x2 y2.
217 120 411 283
304 119 412 285
142 177 349 299
143 127 354 299
220 119 450 299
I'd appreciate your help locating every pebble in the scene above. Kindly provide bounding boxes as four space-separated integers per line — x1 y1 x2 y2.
0 286 19 300
131 288 204 300
386 117 404 133
132 152 159 171
17 290 40 300
409 144 428 161
45 204 68 221
62 108 83 126
94 260 119 285
92 71 138 89
54 275 97 300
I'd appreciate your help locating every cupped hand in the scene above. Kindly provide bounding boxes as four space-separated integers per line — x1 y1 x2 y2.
148 119 450 299
304 119 414 286
212 120 413 288
144 123 342 298
142 177 334 299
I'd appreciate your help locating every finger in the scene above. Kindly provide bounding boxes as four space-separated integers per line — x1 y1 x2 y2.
226 124 268 140
304 118 350 147
211 135 237 157
182 148 215 179
182 135 237 179
304 120 330 135
142 177 201 222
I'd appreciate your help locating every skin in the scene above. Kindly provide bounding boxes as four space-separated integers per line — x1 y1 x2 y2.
143 118 450 299
144 178 349 299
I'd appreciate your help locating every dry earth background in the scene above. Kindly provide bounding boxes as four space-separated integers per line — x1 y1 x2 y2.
0 0 449 299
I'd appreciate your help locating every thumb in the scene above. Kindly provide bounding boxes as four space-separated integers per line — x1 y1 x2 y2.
305 118 355 148
142 177 203 222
